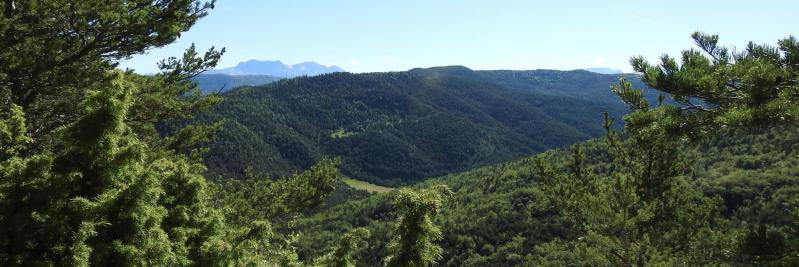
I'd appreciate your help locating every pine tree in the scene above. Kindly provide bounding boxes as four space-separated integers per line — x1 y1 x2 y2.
612 32 799 264
1 71 169 265
614 32 799 138
536 113 724 266
0 1 341 265
532 32 799 265
384 184 451 267
312 228 371 267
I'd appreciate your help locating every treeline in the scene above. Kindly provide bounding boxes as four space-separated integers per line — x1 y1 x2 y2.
0 1 447 266
190 73 281 94
193 66 649 186
293 33 799 266
294 126 799 266
3 1 798 266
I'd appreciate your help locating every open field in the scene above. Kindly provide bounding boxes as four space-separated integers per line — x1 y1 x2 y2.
342 177 395 193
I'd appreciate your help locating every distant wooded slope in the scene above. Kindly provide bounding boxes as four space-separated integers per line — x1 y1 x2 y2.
194 66 662 186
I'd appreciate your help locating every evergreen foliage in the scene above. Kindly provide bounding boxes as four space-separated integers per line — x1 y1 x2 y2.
384 185 451 267
0 1 342 266
312 228 371 267
535 114 724 265
195 67 643 186
294 127 799 266
214 159 341 225
2 2 797 265
292 34 799 266
615 32 799 138
608 32 799 264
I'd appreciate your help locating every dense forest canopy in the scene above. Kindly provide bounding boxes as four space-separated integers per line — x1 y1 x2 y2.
0 1 345 265
0 1 455 266
295 127 799 266
295 33 799 266
192 67 667 186
1 1 798 266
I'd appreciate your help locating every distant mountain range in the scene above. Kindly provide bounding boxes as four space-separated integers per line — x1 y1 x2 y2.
193 62 631 94
582 67 624 74
206 60 345 77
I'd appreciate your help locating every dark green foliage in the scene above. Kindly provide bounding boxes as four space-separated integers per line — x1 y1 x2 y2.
0 70 228 266
0 0 217 136
0 1 348 266
4 4 796 265
213 158 341 225
536 114 724 265
198 67 637 186
616 32 799 139
384 185 451 267
312 228 371 267
201 158 343 266
611 32 799 265
291 37 799 264
454 68 660 104
293 127 799 266
0 1 234 265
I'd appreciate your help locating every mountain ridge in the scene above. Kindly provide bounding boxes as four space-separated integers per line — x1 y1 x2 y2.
191 66 664 186
206 59 345 77
191 73 282 94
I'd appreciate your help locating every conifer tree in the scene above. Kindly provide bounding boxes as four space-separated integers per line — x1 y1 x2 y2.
614 32 799 138
1 70 184 265
536 113 724 266
0 1 343 266
532 32 799 265
384 184 451 267
312 228 371 267
612 32 799 264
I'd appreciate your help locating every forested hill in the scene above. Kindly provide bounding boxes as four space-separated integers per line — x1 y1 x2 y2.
196 66 656 186
191 73 281 94
293 127 799 266
399 66 654 103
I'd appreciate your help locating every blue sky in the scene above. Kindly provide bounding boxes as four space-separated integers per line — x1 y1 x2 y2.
120 0 799 73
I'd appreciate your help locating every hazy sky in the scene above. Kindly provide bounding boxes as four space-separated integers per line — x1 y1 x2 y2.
120 0 799 73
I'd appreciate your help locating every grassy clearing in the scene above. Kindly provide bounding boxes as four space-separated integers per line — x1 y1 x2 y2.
342 177 395 193
330 128 356 139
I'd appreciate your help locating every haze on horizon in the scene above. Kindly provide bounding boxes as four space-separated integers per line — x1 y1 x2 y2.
120 0 799 74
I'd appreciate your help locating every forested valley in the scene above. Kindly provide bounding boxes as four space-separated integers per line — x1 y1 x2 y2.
1 1 798 266
189 67 660 186
294 126 799 266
